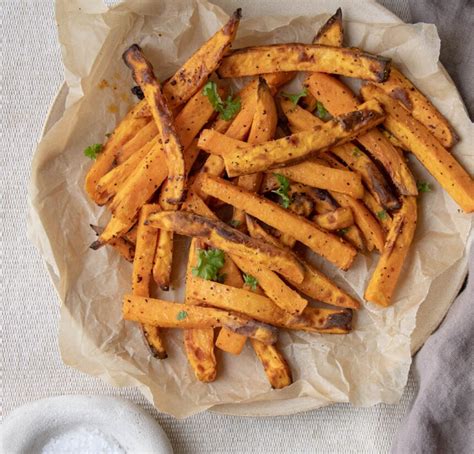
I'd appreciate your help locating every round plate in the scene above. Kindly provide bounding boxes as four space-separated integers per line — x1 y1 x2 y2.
39 0 471 417
2 396 173 453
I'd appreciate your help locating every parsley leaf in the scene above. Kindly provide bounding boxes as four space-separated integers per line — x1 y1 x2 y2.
202 81 241 121
176 310 188 321
352 147 362 157
192 248 226 282
417 181 432 193
84 143 102 160
271 173 292 208
314 101 332 121
281 87 308 105
377 210 388 220
229 219 241 228
243 274 258 291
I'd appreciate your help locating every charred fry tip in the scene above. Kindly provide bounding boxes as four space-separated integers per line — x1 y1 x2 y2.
122 44 143 68
335 7 342 17
89 224 103 235
326 309 353 330
233 8 242 20
150 347 168 360
89 239 105 250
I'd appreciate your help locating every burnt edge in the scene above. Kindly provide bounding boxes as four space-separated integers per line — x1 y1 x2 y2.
325 309 353 330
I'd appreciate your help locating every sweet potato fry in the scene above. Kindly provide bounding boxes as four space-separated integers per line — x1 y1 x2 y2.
187 276 352 333
273 159 364 199
305 72 418 196
199 100 385 176
96 137 158 205
123 44 186 206
117 120 158 164
365 196 417 306
375 67 458 147
246 215 284 248
183 239 217 381
232 77 278 228
363 192 392 232
231 255 309 315
361 84 474 212
147 211 305 283
218 44 391 82
89 224 136 261
313 8 344 47
123 295 278 344
287 261 360 310
313 207 354 231
132 204 167 359
162 9 241 109
250 339 292 389
84 107 150 202
197 174 357 270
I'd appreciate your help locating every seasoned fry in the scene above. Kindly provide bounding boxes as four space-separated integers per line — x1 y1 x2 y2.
117 121 158 164
162 9 241 109
187 276 352 333
281 97 401 208
231 255 309 315
272 158 364 199
85 107 150 202
232 77 278 227
250 339 292 389
288 261 360 310
246 215 283 248
365 196 417 306
123 44 186 206
147 210 305 283
89 224 135 261
184 239 217 381
375 67 458 147
123 295 278 344
96 137 158 205
305 72 417 196
313 8 343 47
361 84 474 212
197 174 357 270
199 100 385 176
363 192 392 232
313 207 354 231
218 44 391 82
132 204 167 359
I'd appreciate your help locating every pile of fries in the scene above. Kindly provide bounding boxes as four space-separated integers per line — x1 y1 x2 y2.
84 9 474 388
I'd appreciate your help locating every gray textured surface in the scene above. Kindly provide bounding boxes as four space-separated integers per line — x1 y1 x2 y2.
0 1 460 453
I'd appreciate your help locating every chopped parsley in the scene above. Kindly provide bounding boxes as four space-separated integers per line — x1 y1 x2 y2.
314 101 332 121
202 81 241 121
229 219 241 228
243 274 258 291
377 210 388 220
352 147 362 157
271 173 292 208
192 248 226 282
84 143 102 160
281 87 308 105
176 310 188 321
417 181 432 193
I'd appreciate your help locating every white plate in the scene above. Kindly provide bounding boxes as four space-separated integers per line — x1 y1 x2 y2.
39 0 470 417
1 396 173 453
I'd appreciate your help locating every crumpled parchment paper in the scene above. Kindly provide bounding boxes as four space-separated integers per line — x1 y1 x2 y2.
28 0 473 417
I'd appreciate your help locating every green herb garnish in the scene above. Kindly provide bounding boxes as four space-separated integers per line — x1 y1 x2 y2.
202 81 241 121
192 248 226 282
176 310 188 321
338 228 349 235
314 101 332 121
271 173 292 208
352 147 362 157
243 274 258 291
377 210 388 220
84 143 103 160
417 181 432 193
281 87 308 105
229 219 241 228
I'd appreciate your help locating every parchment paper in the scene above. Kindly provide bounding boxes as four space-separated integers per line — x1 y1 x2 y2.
28 0 473 418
